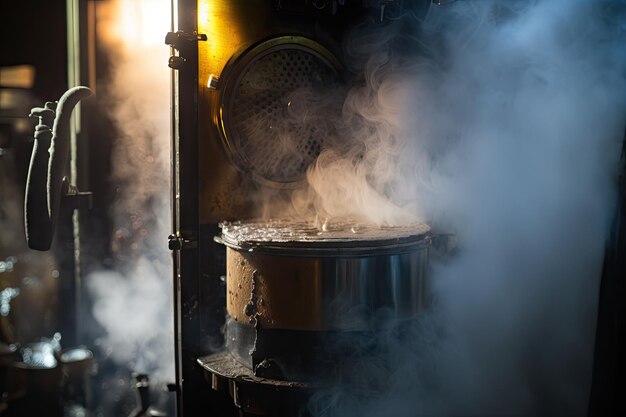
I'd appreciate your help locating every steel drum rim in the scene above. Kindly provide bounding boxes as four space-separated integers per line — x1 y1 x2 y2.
216 218 432 256
216 234 431 257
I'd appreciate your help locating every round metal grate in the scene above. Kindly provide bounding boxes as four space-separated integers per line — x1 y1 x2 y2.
219 37 344 187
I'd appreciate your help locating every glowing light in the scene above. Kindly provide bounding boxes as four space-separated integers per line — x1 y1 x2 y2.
104 0 170 48
198 1 211 26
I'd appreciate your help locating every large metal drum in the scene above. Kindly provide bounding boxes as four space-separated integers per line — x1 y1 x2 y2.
216 219 431 380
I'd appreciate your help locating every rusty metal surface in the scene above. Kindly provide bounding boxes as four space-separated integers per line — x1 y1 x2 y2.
225 241 429 331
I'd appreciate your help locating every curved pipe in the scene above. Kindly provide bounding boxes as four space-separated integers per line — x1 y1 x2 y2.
25 103 55 250
25 86 93 250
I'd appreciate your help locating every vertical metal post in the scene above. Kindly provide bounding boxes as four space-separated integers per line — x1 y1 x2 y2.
65 0 91 347
170 1 183 415
170 0 203 416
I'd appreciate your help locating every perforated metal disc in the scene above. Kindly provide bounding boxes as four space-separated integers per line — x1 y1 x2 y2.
219 37 344 187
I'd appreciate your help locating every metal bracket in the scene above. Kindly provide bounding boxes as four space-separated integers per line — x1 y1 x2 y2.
168 56 186 70
168 233 198 251
165 31 207 70
61 177 93 210
165 31 208 49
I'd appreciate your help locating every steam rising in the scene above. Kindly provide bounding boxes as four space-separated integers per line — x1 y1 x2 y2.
86 0 173 384
75 0 625 414
307 0 626 416
288 52 423 226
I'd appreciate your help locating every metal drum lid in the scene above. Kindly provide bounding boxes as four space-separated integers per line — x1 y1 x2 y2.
217 218 431 256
